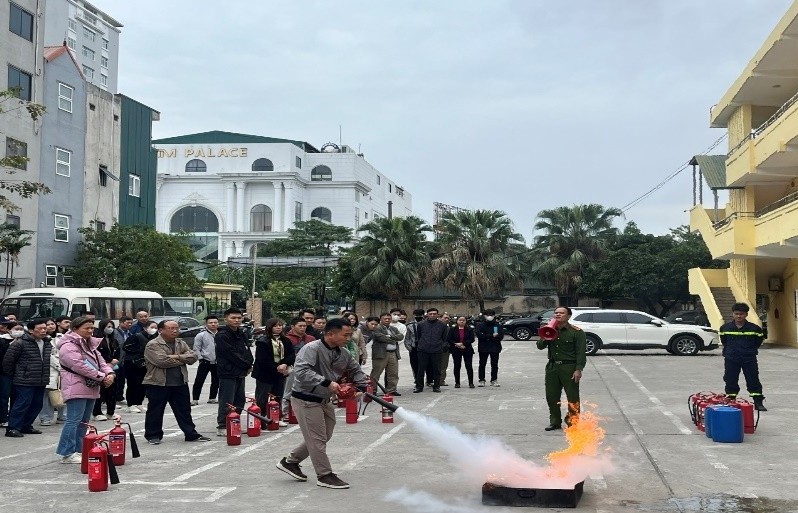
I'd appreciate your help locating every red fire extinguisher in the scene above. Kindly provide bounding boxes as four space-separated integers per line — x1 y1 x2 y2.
266 395 280 431
346 396 359 424
363 377 375 403
381 393 394 424
81 423 99 474
226 403 241 446
287 401 298 424
246 398 261 437
728 398 758 434
87 437 120 492
108 416 140 465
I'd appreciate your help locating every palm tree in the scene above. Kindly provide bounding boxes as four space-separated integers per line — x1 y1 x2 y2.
0 223 33 296
532 204 622 305
430 210 524 312
350 216 432 304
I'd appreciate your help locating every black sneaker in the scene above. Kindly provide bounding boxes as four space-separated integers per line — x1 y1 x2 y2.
147 438 161 445
276 457 308 481
317 472 349 489
187 435 211 442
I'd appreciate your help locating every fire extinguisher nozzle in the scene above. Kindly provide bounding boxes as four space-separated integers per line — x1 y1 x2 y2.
364 393 399 412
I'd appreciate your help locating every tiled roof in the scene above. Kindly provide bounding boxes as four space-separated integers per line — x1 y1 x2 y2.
689 155 727 190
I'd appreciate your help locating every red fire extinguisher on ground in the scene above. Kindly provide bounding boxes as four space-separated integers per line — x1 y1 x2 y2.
108 416 140 465
87 437 120 492
246 398 261 437
363 377 374 403
381 393 394 424
226 403 241 446
81 424 99 474
267 395 280 431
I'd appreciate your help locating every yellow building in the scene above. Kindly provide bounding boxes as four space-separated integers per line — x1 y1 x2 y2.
689 2 798 346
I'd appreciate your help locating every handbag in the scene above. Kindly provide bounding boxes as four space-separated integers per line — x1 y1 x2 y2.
48 376 65 408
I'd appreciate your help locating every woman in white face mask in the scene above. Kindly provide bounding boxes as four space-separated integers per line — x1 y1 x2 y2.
121 321 158 414
92 319 120 421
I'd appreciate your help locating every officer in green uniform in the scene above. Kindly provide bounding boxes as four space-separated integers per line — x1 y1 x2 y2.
536 306 586 431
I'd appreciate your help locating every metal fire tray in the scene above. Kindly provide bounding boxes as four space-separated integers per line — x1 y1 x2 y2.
482 481 584 508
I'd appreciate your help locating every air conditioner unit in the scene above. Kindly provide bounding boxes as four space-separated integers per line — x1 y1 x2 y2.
768 277 784 292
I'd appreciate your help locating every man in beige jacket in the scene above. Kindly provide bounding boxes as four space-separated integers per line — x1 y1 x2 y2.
143 319 210 444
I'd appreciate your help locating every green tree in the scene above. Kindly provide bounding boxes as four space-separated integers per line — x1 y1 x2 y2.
430 209 524 311
532 204 623 304
258 219 352 257
0 223 32 296
578 223 728 316
73 224 201 295
261 279 313 320
350 216 432 304
0 88 50 212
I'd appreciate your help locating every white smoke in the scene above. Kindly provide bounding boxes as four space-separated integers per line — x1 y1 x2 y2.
384 488 484 513
395 407 613 489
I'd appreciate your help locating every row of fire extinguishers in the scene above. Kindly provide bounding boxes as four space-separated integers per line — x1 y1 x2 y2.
223 377 398 446
688 391 760 434
81 416 141 492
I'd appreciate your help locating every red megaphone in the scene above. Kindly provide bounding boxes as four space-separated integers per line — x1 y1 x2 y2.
538 318 559 341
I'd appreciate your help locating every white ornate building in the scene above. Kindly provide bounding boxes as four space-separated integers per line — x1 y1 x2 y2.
153 131 413 261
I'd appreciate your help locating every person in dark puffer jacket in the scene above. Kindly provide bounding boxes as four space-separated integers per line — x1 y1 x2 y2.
2 319 51 437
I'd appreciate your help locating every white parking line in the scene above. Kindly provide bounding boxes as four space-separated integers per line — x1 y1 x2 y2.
606 356 693 435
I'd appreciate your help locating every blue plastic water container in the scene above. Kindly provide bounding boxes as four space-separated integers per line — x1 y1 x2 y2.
710 406 744 443
704 404 723 438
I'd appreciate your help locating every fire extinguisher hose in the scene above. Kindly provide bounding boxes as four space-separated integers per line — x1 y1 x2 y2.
103 442 120 485
124 423 140 458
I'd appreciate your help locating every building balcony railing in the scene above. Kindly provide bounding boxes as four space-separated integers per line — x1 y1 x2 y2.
728 88 798 157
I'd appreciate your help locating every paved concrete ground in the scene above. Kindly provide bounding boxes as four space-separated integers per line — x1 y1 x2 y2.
1 338 797 512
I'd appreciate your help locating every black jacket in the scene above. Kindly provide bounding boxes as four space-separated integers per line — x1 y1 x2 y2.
0 335 11 376
2 333 51 386
123 332 155 368
447 325 476 355
215 326 254 378
475 320 505 353
415 319 447 354
252 335 295 385
720 320 764 359
97 335 121 367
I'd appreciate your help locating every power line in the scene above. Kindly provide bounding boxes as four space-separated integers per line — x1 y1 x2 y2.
620 133 728 213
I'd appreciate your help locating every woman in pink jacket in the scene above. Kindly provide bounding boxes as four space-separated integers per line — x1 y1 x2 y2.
56 316 115 464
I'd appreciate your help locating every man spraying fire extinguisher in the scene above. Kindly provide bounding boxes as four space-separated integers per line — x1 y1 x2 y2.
720 303 767 411
275 318 368 490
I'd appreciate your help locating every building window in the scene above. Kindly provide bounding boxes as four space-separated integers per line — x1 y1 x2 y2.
101 56 108 68
100 74 107 87
376 175 381 185
99 165 108 186
68 19 77 31
310 207 332 223
54 214 69 242
83 26 95 41
388 183 392 193
311 165 332 181
7 65 32 101
128 174 140 197
95 220 106 232
295 156 302 169
82 46 95 61
6 215 20 228
58 83 74 112
170 206 219 233
55 148 71 176
45 265 58 286
5 138 27 170
185 159 206 173
295 201 302 222
82 65 94 80
102 38 109 50
250 204 273 232
9 2 34 41
252 158 274 171
355 207 360 229
67 37 75 49
62 271 74 287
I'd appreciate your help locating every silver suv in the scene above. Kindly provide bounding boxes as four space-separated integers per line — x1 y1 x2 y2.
570 309 720 356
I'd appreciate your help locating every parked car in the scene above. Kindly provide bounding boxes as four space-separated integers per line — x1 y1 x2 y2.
569 309 720 356
501 307 600 340
148 316 203 349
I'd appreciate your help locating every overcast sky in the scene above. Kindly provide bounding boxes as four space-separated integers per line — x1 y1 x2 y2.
92 0 793 243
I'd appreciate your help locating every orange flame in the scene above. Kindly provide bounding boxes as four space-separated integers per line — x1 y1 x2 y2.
544 402 605 478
